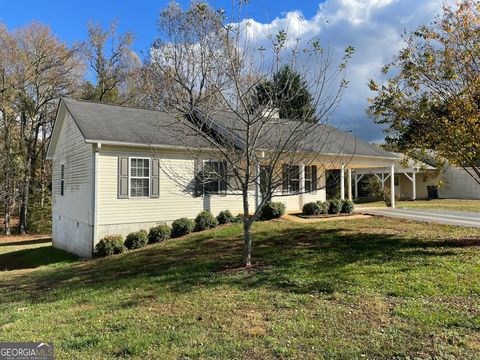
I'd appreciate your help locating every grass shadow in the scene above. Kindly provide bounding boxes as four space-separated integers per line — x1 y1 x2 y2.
0 245 78 271
0 220 479 303
0 238 52 247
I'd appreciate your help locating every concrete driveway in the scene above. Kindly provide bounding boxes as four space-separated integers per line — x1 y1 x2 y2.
357 207 480 228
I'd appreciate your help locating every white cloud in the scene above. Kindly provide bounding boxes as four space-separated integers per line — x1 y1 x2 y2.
242 0 443 142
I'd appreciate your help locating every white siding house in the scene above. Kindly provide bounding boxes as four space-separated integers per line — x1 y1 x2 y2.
47 98 399 257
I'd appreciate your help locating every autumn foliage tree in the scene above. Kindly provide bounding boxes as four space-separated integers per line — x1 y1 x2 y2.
0 22 84 234
368 0 480 184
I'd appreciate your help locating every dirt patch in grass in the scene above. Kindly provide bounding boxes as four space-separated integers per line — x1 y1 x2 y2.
0 234 51 244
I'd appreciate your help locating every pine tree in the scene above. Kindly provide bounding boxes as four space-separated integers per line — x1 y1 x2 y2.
252 65 317 121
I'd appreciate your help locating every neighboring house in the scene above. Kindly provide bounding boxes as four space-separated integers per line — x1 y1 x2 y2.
46 98 399 257
355 153 480 200
438 164 480 200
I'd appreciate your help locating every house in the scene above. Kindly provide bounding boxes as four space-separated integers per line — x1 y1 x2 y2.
46 98 399 257
354 153 480 200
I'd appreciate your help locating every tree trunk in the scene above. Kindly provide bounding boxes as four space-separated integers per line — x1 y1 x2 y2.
4 196 11 236
3 114 12 236
242 190 252 267
18 166 31 235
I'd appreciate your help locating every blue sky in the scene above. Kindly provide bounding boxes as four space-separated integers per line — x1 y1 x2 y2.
0 0 442 142
0 0 322 56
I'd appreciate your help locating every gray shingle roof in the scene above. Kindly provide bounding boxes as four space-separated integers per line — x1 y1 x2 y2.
61 97 397 159
207 111 397 159
62 97 210 148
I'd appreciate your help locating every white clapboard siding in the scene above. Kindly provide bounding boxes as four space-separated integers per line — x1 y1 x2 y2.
96 146 327 227
440 165 480 200
52 112 93 224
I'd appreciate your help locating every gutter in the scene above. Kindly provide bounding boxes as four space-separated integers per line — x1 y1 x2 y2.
83 139 399 161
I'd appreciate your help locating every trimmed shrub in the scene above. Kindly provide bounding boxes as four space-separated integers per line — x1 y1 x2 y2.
328 199 342 214
259 201 286 220
171 217 194 238
302 202 322 216
194 211 218 231
216 210 235 225
341 200 355 214
148 225 171 243
95 235 126 257
232 214 243 223
124 229 148 250
316 201 330 215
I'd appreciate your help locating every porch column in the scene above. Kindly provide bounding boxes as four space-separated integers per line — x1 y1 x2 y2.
354 173 358 199
412 171 416 200
340 164 345 200
354 173 364 199
390 164 395 208
348 168 353 201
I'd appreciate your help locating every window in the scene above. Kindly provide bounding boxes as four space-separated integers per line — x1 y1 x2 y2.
130 158 150 197
202 160 227 195
304 165 317 192
60 164 65 196
282 165 300 193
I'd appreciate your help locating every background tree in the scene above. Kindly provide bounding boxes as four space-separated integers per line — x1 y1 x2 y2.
251 64 317 122
0 22 84 234
368 0 480 185
146 1 353 266
82 20 140 104
0 25 21 235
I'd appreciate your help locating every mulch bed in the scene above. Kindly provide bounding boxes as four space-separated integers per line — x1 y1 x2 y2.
295 213 357 219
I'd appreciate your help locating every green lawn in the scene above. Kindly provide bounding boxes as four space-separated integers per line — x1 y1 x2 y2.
358 198 480 212
0 218 479 359
0 236 77 271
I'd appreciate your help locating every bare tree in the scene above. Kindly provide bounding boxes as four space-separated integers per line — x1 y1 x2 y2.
82 20 141 104
9 22 84 234
0 25 20 235
145 2 354 266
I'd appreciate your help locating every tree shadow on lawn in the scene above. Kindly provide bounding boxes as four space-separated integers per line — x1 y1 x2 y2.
1 223 479 304
0 245 78 271
0 238 51 247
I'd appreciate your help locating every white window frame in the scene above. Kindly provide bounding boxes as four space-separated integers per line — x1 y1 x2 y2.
288 165 301 194
202 160 226 195
304 165 317 195
129 157 151 198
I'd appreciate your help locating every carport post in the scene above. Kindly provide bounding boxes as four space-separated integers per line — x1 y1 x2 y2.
412 171 416 200
390 164 396 208
348 168 352 201
340 165 345 200
354 173 358 199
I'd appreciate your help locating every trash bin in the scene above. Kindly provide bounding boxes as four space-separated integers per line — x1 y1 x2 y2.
427 186 439 199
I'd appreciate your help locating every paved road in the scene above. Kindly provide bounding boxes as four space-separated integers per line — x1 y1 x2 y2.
357 207 480 228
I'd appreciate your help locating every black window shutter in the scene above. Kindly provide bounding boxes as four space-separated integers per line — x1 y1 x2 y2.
118 157 129 199
150 159 160 198
312 165 317 191
282 164 289 193
220 161 227 194
194 159 203 197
